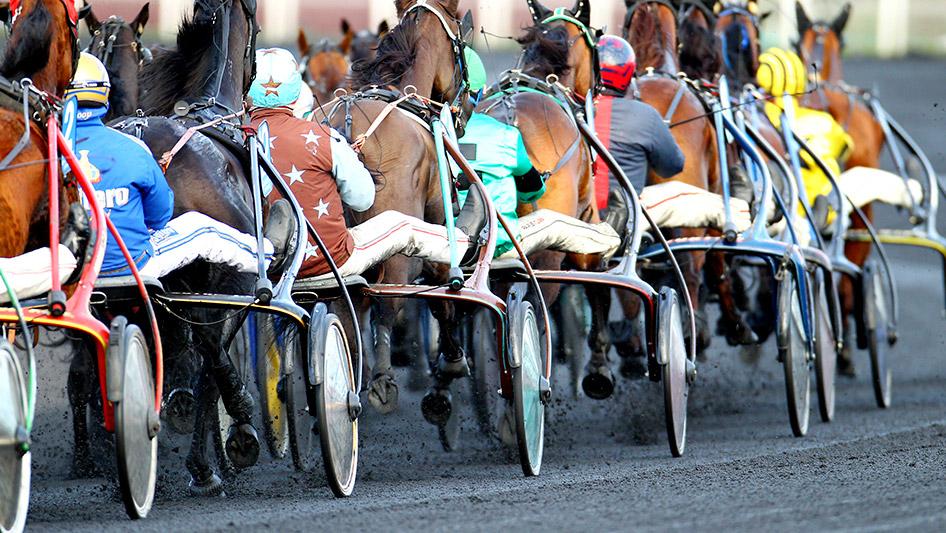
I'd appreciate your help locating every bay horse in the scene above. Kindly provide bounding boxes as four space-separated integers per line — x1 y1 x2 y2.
82 2 151 119
319 0 471 414
297 26 349 106
623 1 745 352
795 1 885 373
121 0 261 494
349 18 390 64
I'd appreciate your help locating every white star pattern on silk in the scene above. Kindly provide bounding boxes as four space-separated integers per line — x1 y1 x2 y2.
315 198 330 219
268 136 277 150
284 165 305 185
304 244 318 260
301 130 322 146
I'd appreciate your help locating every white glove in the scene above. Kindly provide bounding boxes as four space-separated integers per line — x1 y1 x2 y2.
838 166 924 210
640 181 752 233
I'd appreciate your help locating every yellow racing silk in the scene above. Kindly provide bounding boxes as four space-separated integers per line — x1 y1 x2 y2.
764 98 854 221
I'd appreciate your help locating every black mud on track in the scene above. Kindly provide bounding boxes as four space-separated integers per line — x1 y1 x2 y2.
23 58 946 531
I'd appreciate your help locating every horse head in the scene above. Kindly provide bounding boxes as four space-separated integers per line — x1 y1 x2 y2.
83 3 150 117
350 19 389 64
0 0 82 95
713 0 770 85
297 29 348 105
795 1 850 84
525 0 599 99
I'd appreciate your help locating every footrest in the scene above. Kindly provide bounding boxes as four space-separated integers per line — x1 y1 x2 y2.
292 275 369 293
94 275 164 292
463 258 527 276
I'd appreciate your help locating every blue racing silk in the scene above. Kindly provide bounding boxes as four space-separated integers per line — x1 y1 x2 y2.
76 106 174 275
457 113 540 257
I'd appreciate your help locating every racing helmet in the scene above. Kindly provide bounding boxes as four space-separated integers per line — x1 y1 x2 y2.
248 48 303 108
65 53 110 107
757 47 808 98
597 35 636 95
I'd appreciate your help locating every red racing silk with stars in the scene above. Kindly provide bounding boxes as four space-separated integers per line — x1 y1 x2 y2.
250 107 352 277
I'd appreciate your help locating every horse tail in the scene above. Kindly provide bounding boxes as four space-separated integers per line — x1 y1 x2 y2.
0 0 53 80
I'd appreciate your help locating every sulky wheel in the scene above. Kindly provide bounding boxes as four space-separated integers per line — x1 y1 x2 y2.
0 340 29 533
657 287 688 458
863 262 893 408
508 297 545 477
109 318 158 520
311 304 359 497
254 314 290 460
777 269 812 438
469 309 502 442
813 270 837 423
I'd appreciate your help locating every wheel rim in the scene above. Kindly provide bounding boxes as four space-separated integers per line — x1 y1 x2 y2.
661 291 687 457
318 322 357 496
256 316 289 459
869 269 892 407
814 279 836 422
781 274 811 437
515 305 543 475
0 346 29 533
116 331 157 519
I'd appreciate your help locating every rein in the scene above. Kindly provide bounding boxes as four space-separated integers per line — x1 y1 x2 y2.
401 0 470 115
539 7 601 100
86 17 151 68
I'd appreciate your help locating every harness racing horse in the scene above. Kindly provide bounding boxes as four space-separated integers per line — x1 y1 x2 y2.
297 26 349 106
795 1 886 372
481 0 615 397
623 1 741 352
320 0 472 414
676 0 721 81
349 18 390 64
82 2 151 119
117 0 261 494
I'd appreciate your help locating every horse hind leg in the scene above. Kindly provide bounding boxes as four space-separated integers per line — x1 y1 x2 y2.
185 364 224 496
555 285 587 398
421 300 467 426
368 299 401 414
706 251 759 347
68 343 98 478
582 284 616 400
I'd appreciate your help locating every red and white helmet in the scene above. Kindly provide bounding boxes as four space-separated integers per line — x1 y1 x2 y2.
597 35 636 95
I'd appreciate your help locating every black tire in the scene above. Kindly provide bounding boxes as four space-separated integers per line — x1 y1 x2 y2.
254 315 290 460
864 263 893 408
813 271 836 423
778 270 812 438
113 323 158 520
658 287 688 458
511 301 544 477
470 309 501 441
0 340 29 533
312 310 358 497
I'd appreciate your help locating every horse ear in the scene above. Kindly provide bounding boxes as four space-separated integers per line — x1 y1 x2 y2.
340 21 354 54
526 0 552 24
795 1 812 33
131 3 150 37
297 28 310 56
570 0 591 26
377 19 390 37
831 3 852 36
341 18 352 37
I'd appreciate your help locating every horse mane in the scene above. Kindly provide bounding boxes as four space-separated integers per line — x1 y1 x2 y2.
0 1 53 80
350 13 420 88
625 5 667 70
518 24 572 79
138 0 220 114
679 17 722 80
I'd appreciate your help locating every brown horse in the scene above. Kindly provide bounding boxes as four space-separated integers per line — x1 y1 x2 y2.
82 2 151 119
0 0 79 259
297 27 350 106
349 18 390 64
795 1 884 373
318 0 470 413
623 1 728 351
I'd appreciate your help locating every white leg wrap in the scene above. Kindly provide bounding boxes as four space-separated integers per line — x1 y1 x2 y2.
640 181 752 233
0 245 78 303
837 166 924 211
499 209 621 261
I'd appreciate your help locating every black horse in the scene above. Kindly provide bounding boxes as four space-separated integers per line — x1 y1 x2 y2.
115 0 261 495
82 2 151 119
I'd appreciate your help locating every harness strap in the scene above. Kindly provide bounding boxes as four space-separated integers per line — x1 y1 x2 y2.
0 81 38 171
351 93 414 152
663 80 688 123
158 110 245 172
544 133 582 177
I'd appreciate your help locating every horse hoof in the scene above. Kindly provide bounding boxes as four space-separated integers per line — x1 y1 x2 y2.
720 319 759 347
188 471 224 497
164 388 197 435
225 423 260 469
420 389 452 426
838 345 857 378
436 352 470 379
367 373 399 414
619 357 647 380
695 311 712 354
582 365 615 400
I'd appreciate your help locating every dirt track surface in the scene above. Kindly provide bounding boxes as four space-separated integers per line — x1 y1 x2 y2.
22 59 946 531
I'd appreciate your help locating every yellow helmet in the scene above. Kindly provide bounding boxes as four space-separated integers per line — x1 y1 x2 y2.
65 52 110 107
757 47 807 98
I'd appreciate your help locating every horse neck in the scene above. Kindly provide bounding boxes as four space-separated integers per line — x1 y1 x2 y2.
107 51 139 116
399 52 438 100
21 1 75 95
822 49 844 83
629 6 680 72
194 4 249 110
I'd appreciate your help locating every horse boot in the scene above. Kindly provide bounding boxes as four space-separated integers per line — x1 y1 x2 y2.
420 386 453 426
454 181 487 267
212 362 260 469
716 316 760 346
434 347 471 380
264 198 295 276
164 387 198 435
611 319 647 379
582 361 615 400
838 327 857 377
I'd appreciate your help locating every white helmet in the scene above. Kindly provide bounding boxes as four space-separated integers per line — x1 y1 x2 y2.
248 48 303 108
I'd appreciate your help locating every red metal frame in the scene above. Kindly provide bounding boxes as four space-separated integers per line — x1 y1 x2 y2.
0 116 163 432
